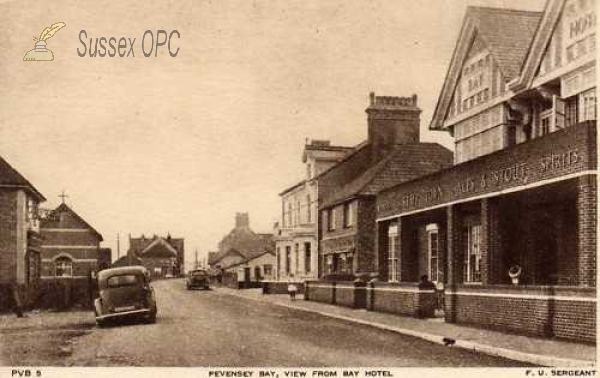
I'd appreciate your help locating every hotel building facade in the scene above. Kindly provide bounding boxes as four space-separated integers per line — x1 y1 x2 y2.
375 0 596 342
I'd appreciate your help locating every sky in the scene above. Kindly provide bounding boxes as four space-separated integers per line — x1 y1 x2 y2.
0 0 546 270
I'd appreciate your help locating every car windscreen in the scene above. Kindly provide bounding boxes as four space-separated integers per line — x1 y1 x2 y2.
107 274 140 288
191 271 206 277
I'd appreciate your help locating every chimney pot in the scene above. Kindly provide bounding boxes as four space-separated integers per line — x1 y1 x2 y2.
365 92 421 147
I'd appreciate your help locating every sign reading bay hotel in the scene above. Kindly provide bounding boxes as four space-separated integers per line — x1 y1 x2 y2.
377 122 596 217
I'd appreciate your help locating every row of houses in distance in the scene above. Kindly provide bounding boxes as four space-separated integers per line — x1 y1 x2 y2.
113 234 185 278
208 213 275 288
245 0 596 344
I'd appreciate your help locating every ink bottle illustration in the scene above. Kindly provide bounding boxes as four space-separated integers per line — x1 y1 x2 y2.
23 22 66 61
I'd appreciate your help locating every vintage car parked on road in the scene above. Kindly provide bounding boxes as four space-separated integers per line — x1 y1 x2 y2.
186 269 210 290
94 266 157 326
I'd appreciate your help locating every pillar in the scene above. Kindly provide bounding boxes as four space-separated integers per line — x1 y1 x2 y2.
446 205 459 287
577 175 596 287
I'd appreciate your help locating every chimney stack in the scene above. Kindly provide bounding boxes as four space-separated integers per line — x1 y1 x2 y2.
366 92 421 148
235 212 250 228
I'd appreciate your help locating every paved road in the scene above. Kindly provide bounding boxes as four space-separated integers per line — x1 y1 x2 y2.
67 279 529 367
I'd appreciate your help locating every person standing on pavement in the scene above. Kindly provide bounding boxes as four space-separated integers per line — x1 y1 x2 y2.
418 275 436 290
11 283 24 318
287 275 298 301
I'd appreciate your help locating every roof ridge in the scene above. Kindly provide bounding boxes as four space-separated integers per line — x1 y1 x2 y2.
48 203 103 240
468 5 543 16
312 140 369 180
0 155 46 201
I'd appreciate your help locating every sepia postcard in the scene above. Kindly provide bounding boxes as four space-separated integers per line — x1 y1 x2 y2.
0 0 597 377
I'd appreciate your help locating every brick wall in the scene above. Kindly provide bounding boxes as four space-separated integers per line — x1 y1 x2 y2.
445 286 596 343
41 260 97 277
262 281 305 295
356 199 376 275
367 282 436 318
577 174 596 287
305 281 335 304
305 281 366 308
0 191 18 285
41 231 100 246
38 277 94 310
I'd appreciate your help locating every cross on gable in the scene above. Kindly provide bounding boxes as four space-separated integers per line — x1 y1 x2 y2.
59 190 69 204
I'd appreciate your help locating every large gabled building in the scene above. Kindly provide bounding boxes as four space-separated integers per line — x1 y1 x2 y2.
40 203 107 278
375 0 596 342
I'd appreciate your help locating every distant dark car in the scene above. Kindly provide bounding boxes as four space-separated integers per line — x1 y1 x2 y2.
94 266 157 326
186 269 210 290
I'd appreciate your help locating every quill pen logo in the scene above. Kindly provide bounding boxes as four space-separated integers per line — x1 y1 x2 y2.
23 22 66 61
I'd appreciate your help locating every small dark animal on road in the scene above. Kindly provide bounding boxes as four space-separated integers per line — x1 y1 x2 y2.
443 337 456 346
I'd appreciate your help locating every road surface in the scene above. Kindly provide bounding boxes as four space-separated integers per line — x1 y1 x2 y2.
66 279 530 367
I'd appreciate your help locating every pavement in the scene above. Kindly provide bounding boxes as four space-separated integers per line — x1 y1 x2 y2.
216 286 597 368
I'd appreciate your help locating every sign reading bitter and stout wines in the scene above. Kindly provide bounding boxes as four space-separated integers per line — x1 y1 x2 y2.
377 122 596 218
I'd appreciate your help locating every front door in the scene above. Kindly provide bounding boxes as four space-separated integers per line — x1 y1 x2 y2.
244 267 251 288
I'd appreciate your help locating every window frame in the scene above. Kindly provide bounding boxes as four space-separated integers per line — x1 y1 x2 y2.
54 256 73 277
304 242 312 273
462 217 482 284
327 208 336 231
388 223 399 282
343 201 354 228
426 224 440 283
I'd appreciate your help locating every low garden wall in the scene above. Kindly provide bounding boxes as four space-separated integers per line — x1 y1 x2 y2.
445 285 596 343
366 281 437 318
261 281 305 295
305 281 366 309
37 277 96 310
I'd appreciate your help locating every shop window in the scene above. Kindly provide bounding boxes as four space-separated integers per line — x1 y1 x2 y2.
325 255 333 275
304 242 311 273
332 254 339 273
346 254 354 274
427 225 440 283
388 224 399 282
462 218 481 283
55 256 73 277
